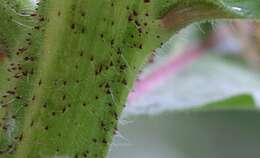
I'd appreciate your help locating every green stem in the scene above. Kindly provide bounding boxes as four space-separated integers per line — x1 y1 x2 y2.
0 0 259 158
0 0 33 55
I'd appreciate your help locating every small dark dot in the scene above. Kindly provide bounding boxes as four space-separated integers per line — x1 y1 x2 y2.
81 11 85 17
133 10 138 16
102 139 107 144
34 26 40 30
92 138 97 143
16 96 22 99
110 40 114 46
90 56 94 61
80 51 84 56
38 80 42 86
43 102 48 108
109 61 113 66
71 24 75 29
62 107 66 113
81 28 85 33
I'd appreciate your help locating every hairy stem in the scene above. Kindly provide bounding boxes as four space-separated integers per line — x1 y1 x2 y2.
0 0 259 158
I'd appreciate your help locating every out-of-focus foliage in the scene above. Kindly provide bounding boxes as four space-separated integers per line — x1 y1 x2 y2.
110 110 260 158
196 94 256 111
126 22 260 115
112 20 260 158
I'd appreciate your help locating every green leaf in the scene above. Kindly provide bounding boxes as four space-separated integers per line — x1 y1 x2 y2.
110 110 260 158
197 94 256 111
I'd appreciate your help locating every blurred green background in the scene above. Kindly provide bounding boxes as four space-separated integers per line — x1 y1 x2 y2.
109 21 260 158
109 110 260 158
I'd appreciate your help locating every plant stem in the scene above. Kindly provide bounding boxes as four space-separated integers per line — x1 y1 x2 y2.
0 0 258 157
